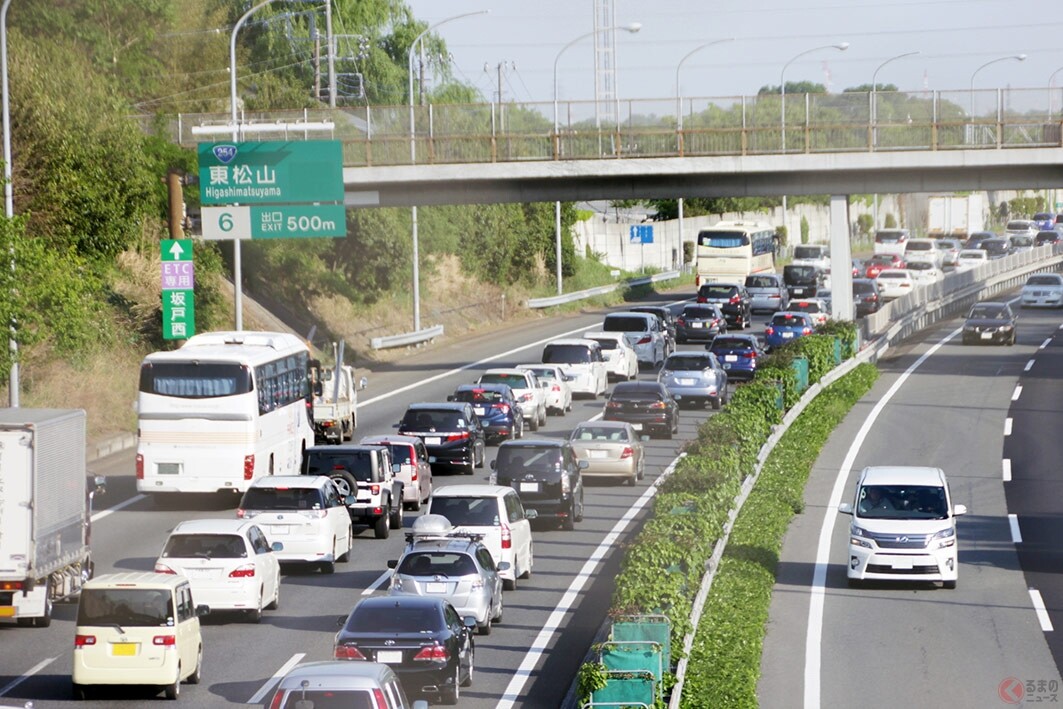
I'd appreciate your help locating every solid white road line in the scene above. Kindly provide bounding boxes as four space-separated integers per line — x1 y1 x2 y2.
804 326 961 709
0 656 56 697
91 493 147 523
357 296 693 409
1003 459 1012 482
1025 359 1035 372
1004 418 1013 436
248 653 307 704
1041 338 1052 350
1012 385 1023 401
1009 514 1023 544
1030 589 1054 632
362 569 392 596
495 455 682 709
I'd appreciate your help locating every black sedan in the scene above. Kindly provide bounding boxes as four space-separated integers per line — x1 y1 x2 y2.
604 381 679 439
334 595 475 705
447 383 524 444
675 303 727 343
398 402 486 475
961 301 1017 345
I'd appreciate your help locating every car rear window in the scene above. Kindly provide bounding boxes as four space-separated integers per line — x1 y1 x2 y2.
852 281 876 294
400 410 467 432
398 551 478 577
783 265 818 281
1011 236 1033 247
428 496 501 526
241 487 324 511
609 387 664 402
771 313 808 326
698 285 737 298
496 445 562 472
745 276 779 288
303 449 378 481
346 604 443 633
906 241 933 251
793 246 826 260
521 367 557 381
664 355 712 370
791 301 823 311
907 262 934 271
602 316 650 332
78 589 174 627
572 425 630 442
161 534 247 559
1006 221 1032 231
280 692 373 709
982 240 1009 255
682 306 717 318
454 388 505 404
969 305 1007 319
543 344 591 364
479 373 527 388
711 337 753 350
877 272 906 280
588 337 618 351
875 230 907 243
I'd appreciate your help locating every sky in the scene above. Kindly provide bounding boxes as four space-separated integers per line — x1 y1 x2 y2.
404 0 1063 108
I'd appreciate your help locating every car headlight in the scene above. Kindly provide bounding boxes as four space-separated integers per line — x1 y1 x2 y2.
850 525 873 548
932 526 956 549
1000 325 1013 331
964 325 975 331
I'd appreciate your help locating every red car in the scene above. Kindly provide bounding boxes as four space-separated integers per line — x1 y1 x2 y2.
865 254 906 279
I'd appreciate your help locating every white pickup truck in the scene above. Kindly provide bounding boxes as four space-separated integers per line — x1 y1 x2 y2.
312 360 367 445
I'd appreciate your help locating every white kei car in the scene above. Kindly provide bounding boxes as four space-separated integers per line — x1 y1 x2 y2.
515 364 573 415
583 331 639 382
154 519 282 622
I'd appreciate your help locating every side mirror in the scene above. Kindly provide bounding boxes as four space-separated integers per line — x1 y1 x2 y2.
525 509 538 520
446 395 456 402
953 504 968 516
90 475 107 496
838 502 853 515
497 561 511 572
271 541 284 552
336 616 347 628
577 460 590 470
387 559 397 569
392 464 402 474
358 376 368 390
393 422 401 429
196 605 211 618
462 615 478 629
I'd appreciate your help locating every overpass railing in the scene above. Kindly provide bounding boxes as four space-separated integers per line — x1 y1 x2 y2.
141 87 1063 167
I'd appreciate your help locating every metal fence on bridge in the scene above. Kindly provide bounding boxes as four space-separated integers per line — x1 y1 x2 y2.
140 86 1063 167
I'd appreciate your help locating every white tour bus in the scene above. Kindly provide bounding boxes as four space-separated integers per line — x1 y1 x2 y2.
695 221 777 287
136 331 315 498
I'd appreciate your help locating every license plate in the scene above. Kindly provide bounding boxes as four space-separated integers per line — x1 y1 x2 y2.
267 525 290 536
678 378 695 386
793 288 805 295
980 332 992 340
428 456 437 463
692 322 704 328
112 643 137 656
589 450 608 459
157 463 180 476
891 558 914 570
519 482 539 493
188 568 218 579
424 437 441 445
0 607 14 617
782 332 794 338
724 355 738 362
473 407 486 416
376 650 403 664
631 423 643 431
426 582 447 594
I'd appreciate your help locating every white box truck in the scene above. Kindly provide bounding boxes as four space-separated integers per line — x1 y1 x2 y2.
927 194 986 237
0 408 103 627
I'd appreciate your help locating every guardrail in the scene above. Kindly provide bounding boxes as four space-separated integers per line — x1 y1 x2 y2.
527 271 681 309
369 324 444 350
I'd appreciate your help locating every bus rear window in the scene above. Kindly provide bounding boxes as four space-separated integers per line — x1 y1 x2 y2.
697 231 749 248
139 362 252 398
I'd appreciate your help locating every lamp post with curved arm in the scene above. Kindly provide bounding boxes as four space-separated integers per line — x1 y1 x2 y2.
969 54 1026 117
869 51 918 229
406 10 488 331
552 22 641 295
1049 65 1063 117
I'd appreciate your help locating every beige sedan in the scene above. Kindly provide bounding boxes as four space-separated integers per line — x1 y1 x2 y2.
568 420 645 486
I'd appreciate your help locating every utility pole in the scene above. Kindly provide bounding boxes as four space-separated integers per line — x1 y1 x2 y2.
486 61 514 131
166 170 185 239
312 21 322 102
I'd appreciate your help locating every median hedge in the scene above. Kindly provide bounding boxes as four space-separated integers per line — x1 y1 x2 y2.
577 320 863 705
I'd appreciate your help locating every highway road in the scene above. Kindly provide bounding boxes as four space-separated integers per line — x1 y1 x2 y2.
760 295 1063 708
0 290 765 709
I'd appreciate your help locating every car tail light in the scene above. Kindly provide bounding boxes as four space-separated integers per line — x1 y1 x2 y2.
606 400 621 408
802 327 812 335
269 691 285 709
154 563 177 575
334 644 367 660
369 484 381 496
729 294 740 304
446 432 470 442
765 327 775 335
620 446 633 459
408 465 418 482
470 577 484 590
371 688 388 709
243 454 255 481
501 523 512 549
648 401 667 409
492 403 511 414
74 634 96 648
676 317 686 326
153 635 176 646
229 564 255 578
696 296 707 303
135 454 144 480
321 420 335 429
551 385 561 392
520 393 534 402
636 335 651 345
742 351 757 359
414 644 449 661
304 509 327 519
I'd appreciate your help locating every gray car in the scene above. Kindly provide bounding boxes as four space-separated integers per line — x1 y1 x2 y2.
744 273 790 313
387 515 506 636
269 661 428 709
657 351 729 410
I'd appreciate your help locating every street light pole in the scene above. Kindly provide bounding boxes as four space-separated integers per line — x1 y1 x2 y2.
870 50 918 231
1048 65 1063 117
406 10 487 332
553 22 641 295
969 54 1026 117
779 42 848 241
1 0 15 405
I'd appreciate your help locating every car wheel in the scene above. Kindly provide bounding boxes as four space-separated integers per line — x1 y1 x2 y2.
539 406 547 427
575 490 585 522
637 461 645 481
72 683 89 701
266 581 280 610
187 646 203 685
529 414 539 432
164 668 181 700
626 471 636 486
712 395 722 411
478 615 492 635
492 594 504 623
246 595 263 623
1009 333 1016 346
461 647 474 687
373 515 389 540
503 575 517 591
406 493 421 512
389 498 403 530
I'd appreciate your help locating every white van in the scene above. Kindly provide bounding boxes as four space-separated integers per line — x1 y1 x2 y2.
873 229 911 257
541 338 608 398
838 466 966 589
72 572 208 700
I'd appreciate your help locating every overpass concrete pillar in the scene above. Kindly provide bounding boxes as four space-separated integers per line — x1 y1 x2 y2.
829 195 855 322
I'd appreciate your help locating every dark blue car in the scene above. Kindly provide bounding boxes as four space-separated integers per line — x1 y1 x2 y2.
448 383 524 444
707 334 765 382
764 311 814 351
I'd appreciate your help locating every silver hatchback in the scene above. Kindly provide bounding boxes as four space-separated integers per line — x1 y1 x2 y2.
744 273 790 313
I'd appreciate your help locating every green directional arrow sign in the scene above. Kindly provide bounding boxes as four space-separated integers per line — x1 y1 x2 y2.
161 239 192 262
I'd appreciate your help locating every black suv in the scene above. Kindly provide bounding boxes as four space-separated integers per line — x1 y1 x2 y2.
696 283 753 330
604 381 680 439
490 440 586 530
782 264 825 299
398 402 486 475
852 278 883 317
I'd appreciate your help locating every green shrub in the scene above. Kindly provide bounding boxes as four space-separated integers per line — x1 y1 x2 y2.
754 350 801 409
816 320 858 359
883 213 898 228
793 334 836 384
800 216 810 244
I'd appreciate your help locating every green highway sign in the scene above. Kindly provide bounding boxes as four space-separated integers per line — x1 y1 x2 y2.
160 239 192 262
162 289 195 340
197 141 344 206
160 239 195 340
201 205 347 240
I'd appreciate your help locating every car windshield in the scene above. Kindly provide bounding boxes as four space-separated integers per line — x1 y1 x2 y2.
746 276 779 288
983 241 1009 255
603 316 650 332
304 449 378 481
664 355 711 371
429 496 501 526
479 373 527 388
398 551 479 577
968 305 1008 319
280 692 374 709
1027 275 1061 286
793 246 825 259
1011 236 1033 247
543 345 591 364
345 604 443 633
454 388 505 404
78 589 174 627
572 425 630 442
241 487 324 511
496 445 562 472
856 484 949 520
161 533 247 559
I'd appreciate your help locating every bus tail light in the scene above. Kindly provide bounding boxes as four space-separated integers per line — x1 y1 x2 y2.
244 455 255 480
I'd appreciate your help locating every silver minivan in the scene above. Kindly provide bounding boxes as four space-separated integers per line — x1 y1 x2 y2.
269 661 428 709
744 273 790 313
601 312 667 369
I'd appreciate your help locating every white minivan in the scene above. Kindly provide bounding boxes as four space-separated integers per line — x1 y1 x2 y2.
72 572 208 700
838 466 966 589
541 338 609 398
